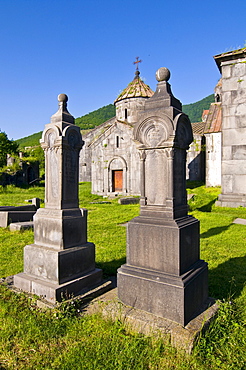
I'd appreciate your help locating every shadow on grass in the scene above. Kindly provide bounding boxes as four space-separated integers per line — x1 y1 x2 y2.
209 255 246 300
200 224 231 239
97 257 126 277
186 181 204 189
197 199 217 212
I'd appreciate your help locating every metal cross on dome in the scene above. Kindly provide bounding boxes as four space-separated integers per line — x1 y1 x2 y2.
133 57 142 71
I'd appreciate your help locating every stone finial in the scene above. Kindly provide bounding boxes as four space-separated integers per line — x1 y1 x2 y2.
58 93 68 103
51 93 74 125
156 67 171 82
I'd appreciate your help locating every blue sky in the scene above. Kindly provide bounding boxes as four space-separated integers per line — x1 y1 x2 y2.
0 0 245 140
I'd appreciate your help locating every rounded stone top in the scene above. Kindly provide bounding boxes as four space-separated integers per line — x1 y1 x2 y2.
58 93 68 103
156 67 170 82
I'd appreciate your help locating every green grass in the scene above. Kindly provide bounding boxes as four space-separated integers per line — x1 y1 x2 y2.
0 182 245 369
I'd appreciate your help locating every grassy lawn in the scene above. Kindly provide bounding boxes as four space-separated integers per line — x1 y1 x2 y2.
0 182 245 369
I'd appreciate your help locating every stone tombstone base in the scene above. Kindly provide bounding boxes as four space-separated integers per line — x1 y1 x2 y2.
14 268 103 303
33 208 88 250
216 193 246 208
14 207 103 303
117 215 208 326
14 240 103 303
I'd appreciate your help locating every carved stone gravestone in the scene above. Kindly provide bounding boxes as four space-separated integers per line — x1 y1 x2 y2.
14 94 103 302
117 68 208 326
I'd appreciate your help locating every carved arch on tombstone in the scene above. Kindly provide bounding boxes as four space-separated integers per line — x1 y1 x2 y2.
133 114 174 148
108 156 127 193
62 125 83 151
173 113 193 150
41 126 62 150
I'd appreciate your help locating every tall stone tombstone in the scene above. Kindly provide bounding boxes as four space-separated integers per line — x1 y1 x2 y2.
117 68 208 326
14 94 103 302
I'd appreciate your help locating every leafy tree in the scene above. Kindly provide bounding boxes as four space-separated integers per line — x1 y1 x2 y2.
23 145 45 177
0 131 19 168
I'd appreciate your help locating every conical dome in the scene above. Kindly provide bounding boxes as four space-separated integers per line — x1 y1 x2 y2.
114 71 154 103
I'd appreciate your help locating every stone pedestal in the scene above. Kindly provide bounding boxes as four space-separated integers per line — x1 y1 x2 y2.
118 216 208 326
117 68 208 326
14 94 103 303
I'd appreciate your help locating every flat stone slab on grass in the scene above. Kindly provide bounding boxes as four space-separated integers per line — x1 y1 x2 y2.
0 210 36 227
118 198 140 205
233 218 246 225
9 221 34 231
83 288 218 354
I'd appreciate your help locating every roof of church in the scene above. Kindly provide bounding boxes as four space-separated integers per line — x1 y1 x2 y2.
191 121 206 135
203 102 222 133
114 70 154 103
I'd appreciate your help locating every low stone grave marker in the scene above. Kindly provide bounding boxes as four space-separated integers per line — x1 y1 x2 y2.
0 204 37 227
118 197 140 205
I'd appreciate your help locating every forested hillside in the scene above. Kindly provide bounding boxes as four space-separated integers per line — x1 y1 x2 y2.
16 95 214 148
75 104 115 130
15 131 42 149
183 94 214 122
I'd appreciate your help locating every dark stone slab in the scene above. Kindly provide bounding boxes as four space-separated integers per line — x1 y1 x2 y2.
118 198 140 205
0 211 36 227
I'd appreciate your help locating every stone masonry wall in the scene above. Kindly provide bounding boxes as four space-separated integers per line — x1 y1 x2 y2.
221 53 246 196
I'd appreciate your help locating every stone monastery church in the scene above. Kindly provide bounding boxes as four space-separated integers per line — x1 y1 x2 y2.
79 62 220 196
79 66 155 196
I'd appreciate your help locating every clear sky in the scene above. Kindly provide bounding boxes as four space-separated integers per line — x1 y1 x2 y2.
0 0 245 140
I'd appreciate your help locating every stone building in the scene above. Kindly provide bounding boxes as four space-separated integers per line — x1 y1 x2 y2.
79 64 224 193
79 69 154 196
214 47 246 206
203 101 222 187
186 121 205 182
0 153 39 186
186 79 222 186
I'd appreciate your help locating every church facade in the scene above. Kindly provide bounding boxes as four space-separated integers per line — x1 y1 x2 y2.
79 63 223 195
79 68 154 196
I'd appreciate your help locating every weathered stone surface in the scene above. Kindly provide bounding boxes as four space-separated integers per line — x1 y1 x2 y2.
14 269 103 303
9 221 34 231
84 288 218 354
118 197 139 204
117 67 208 326
214 48 246 207
233 218 246 225
14 94 103 302
0 210 36 227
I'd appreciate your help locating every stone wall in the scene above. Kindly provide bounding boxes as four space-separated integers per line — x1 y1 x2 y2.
186 134 205 182
214 48 246 206
205 132 221 187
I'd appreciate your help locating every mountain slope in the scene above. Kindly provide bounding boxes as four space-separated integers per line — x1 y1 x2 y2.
16 95 214 148
183 94 214 122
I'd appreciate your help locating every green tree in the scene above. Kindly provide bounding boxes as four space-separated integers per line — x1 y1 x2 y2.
0 131 19 168
24 145 45 177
